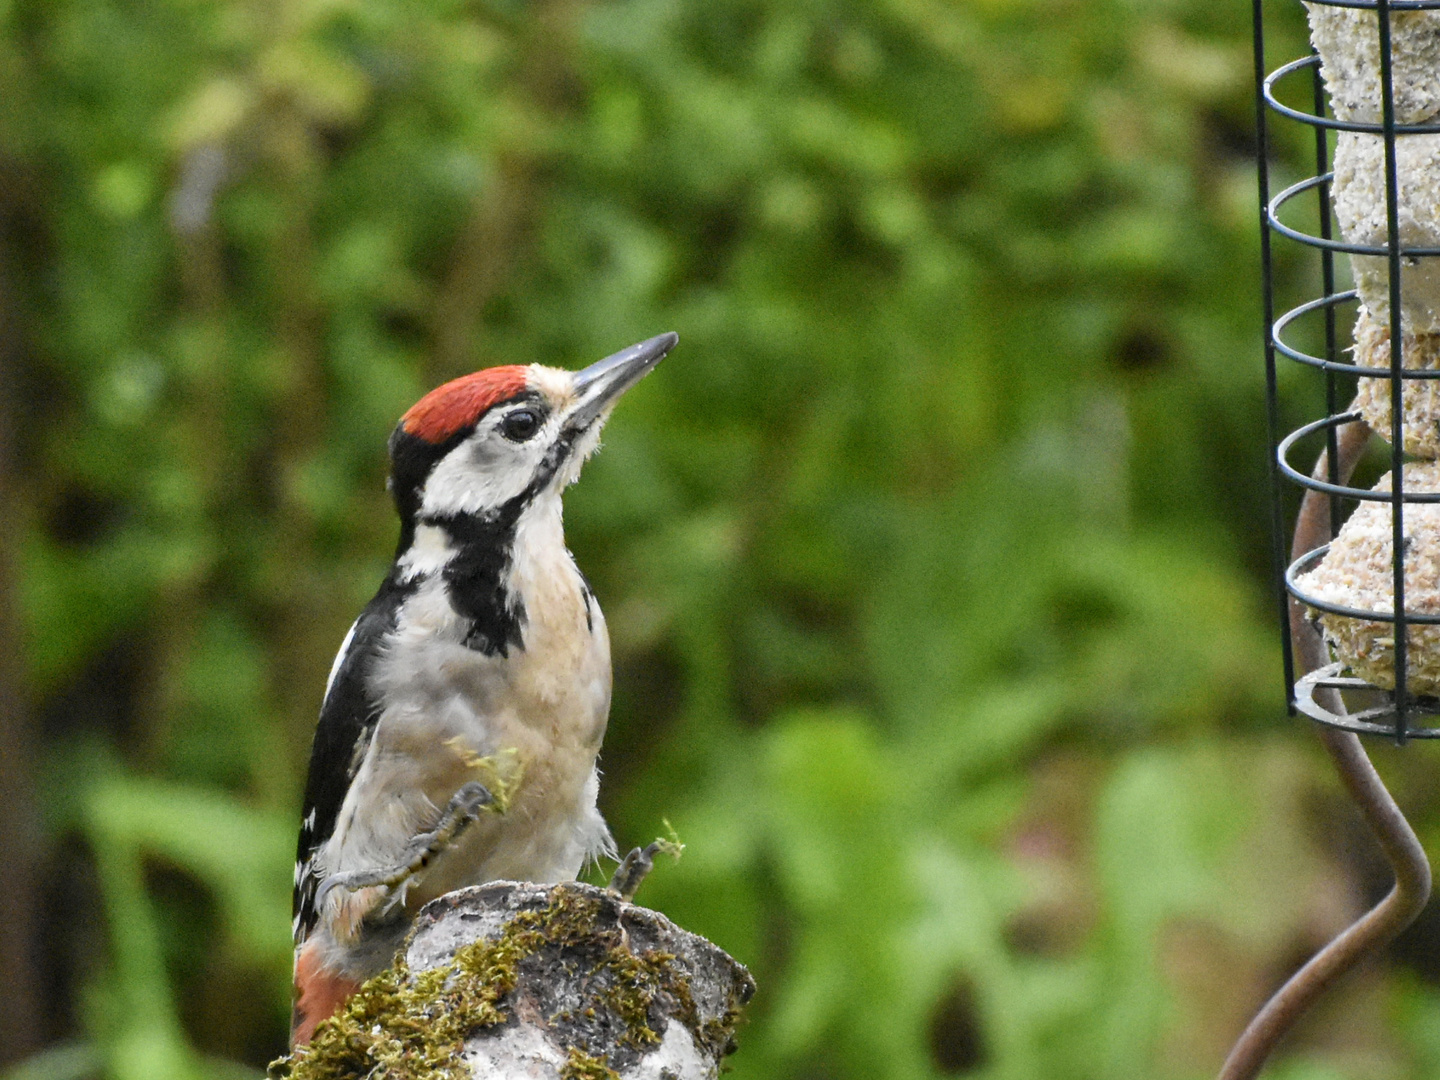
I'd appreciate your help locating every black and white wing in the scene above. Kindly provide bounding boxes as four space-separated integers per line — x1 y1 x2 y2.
292 573 416 944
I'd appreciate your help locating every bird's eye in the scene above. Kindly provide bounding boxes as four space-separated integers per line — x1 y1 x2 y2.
501 409 541 441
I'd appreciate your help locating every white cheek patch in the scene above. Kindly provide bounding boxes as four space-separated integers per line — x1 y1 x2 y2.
421 436 533 517
419 423 561 518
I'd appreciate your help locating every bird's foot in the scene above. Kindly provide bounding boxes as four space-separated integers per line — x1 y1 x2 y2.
608 827 684 901
444 739 524 813
314 781 494 909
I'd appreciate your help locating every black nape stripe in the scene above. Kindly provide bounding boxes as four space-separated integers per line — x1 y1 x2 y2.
389 426 468 556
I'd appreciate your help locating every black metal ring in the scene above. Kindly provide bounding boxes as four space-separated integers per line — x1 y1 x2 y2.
1265 55 1440 133
1316 0 1440 6
1278 413 1440 503
1270 173 1440 257
1274 290 1440 376
1287 544 1440 623
1301 0 1440 8
1295 662 1440 737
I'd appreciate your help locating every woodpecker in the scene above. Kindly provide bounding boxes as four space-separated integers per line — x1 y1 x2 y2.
289 333 678 1046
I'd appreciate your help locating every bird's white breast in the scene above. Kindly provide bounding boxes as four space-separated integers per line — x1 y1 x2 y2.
319 491 613 932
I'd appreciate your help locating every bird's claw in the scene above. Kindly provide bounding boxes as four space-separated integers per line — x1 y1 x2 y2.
607 831 684 901
314 781 494 909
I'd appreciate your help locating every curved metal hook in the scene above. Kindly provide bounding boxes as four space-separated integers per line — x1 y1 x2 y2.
1218 419 1431 1080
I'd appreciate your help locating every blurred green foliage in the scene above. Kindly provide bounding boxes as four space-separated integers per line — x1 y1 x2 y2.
3 0 1438 1078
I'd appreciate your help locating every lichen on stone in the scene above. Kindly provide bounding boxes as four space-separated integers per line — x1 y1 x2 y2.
268 883 749 1080
559 1047 621 1080
268 911 526 1080
662 948 751 1063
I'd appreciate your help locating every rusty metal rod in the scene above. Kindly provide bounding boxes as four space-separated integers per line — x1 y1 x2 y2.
1219 418 1431 1080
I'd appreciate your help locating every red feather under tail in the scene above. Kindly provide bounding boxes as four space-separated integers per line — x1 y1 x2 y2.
290 941 362 1048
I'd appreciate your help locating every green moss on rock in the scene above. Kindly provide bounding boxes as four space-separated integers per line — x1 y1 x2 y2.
559 1047 620 1080
268 884 748 1080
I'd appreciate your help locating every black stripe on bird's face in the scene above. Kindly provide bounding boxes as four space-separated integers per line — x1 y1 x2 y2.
386 389 548 555
413 414 598 658
425 503 531 658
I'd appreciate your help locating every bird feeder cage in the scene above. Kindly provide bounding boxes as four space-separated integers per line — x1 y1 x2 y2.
1223 4 1437 1078
1216 5 1440 1077
1259 0 1440 740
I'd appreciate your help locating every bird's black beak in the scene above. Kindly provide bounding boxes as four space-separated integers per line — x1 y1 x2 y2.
569 332 677 428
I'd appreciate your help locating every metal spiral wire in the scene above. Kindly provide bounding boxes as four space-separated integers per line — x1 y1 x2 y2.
1223 3 1437 1077
1260 0 1440 740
